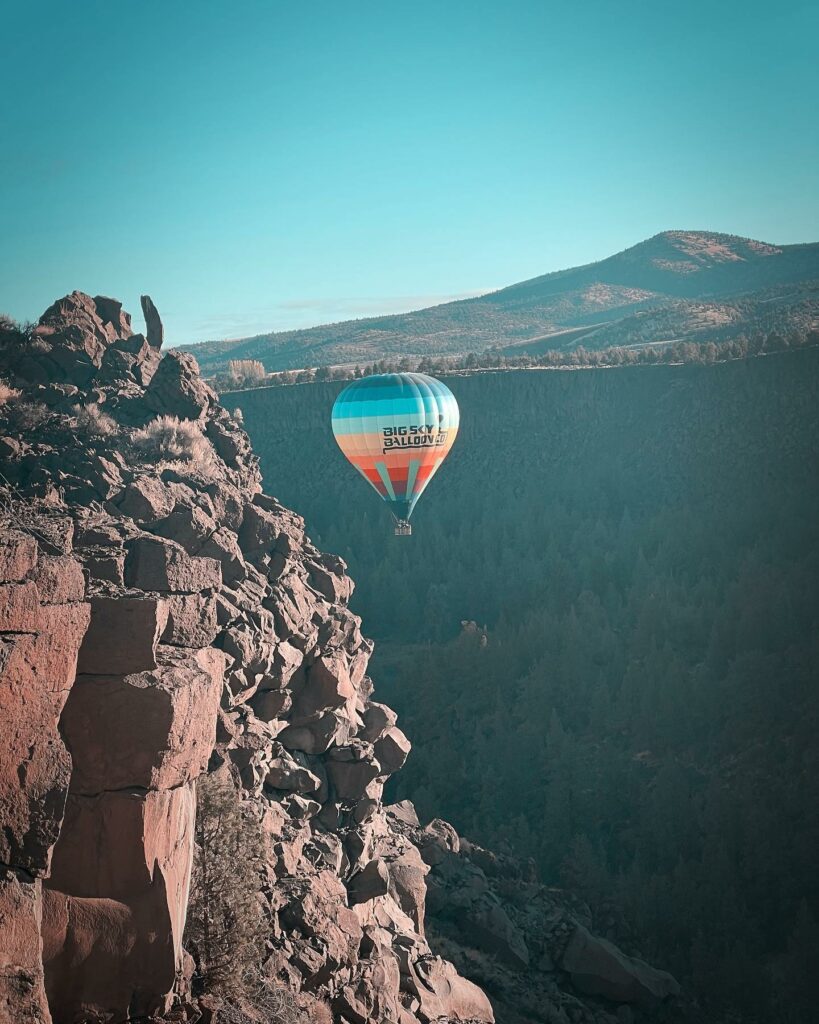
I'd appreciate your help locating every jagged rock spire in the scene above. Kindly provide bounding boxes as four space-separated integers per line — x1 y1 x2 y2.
140 294 164 350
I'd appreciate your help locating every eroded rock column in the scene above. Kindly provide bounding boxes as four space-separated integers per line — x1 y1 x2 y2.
42 548 227 1022
0 527 89 1024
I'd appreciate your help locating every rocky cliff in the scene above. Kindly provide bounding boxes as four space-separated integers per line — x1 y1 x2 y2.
0 294 678 1024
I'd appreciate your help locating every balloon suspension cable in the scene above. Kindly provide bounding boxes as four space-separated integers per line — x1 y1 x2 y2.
394 519 412 537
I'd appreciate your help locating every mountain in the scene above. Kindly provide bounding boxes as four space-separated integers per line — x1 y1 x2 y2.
223 347 819 1024
178 231 819 373
0 294 680 1024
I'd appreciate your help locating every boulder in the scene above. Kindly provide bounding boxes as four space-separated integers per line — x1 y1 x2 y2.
326 748 382 802
561 923 681 1007
258 640 303 691
124 535 221 593
348 859 390 905
34 291 113 383
306 556 354 604
77 595 168 675
238 502 281 555
117 476 175 522
359 701 398 743
386 800 420 827
205 417 250 466
204 481 245 531
418 819 460 865
335 956 413 1024
111 331 162 387
374 726 411 774
385 845 429 933
405 954 495 1023
93 295 132 338
249 687 292 722
468 900 530 969
266 748 322 795
60 649 226 794
292 652 356 719
198 527 247 585
150 502 217 554
277 710 357 755
73 519 126 549
81 549 125 585
282 794 322 822
143 351 215 420
279 871 362 971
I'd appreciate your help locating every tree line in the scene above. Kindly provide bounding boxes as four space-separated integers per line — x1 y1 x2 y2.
213 327 819 393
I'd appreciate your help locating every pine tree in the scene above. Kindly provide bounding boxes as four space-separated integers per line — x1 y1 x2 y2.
186 771 267 996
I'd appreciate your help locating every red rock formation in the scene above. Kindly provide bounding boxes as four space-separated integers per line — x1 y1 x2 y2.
0 527 90 1024
0 294 678 1024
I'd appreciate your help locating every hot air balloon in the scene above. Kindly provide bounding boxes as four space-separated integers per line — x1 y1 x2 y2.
331 372 459 535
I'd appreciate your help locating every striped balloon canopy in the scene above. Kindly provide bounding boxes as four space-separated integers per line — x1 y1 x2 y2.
331 373 459 534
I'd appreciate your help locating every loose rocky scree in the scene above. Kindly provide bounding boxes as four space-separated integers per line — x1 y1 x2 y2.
0 293 680 1024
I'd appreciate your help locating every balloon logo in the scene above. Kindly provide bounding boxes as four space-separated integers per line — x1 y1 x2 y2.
331 373 460 535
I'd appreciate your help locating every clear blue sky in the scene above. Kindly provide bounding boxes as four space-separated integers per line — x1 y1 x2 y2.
2 0 817 344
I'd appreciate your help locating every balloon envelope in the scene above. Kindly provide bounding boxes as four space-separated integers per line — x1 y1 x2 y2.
331 372 459 524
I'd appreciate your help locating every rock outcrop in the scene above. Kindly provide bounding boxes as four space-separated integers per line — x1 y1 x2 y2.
0 294 678 1024
0 526 89 1024
385 808 681 1023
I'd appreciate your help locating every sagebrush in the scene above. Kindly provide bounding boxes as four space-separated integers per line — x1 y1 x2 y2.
75 403 118 437
132 414 216 469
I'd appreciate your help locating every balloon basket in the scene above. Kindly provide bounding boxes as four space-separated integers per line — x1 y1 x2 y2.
394 520 412 537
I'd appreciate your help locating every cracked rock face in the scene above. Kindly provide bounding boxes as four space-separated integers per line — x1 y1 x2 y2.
0 293 678 1024
0 527 90 1024
0 294 493 1024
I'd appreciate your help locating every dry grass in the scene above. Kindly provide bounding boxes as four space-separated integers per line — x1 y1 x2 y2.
133 414 218 473
75 403 118 437
230 971 333 1024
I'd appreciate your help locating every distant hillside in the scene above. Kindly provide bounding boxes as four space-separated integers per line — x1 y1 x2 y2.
179 231 819 373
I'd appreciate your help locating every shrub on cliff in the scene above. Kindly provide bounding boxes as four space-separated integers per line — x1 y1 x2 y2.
7 399 49 430
75 402 118 437
133 414 217 472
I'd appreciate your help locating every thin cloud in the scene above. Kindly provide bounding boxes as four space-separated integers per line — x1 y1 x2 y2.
179 291 489 345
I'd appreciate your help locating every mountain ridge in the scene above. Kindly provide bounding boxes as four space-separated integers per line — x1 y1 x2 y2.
176 231 819 373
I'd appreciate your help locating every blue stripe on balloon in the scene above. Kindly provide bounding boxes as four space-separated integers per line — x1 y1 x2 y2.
332 396 450 421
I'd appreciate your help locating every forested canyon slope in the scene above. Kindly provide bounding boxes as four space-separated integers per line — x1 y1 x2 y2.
181 231 819 372
0 295 681 1024
224 347 819 1024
